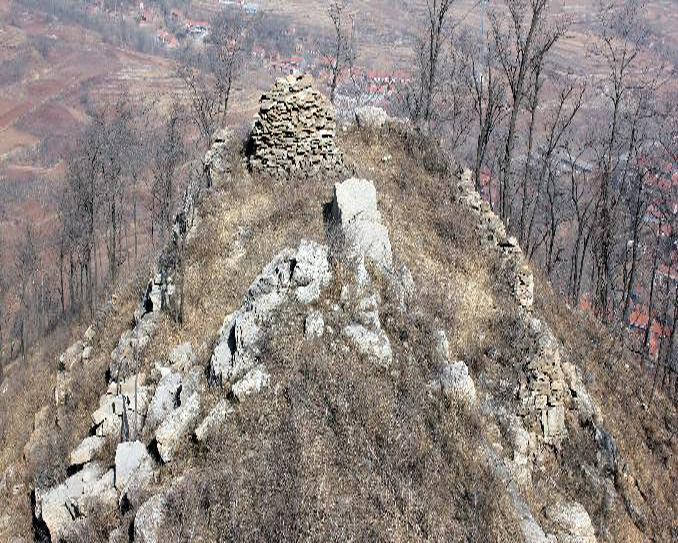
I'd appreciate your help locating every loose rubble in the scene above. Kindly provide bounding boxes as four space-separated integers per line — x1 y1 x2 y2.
456 169 534 310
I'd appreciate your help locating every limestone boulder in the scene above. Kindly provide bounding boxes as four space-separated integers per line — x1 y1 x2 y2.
134 493 167 543
146 371 182 429
155 393 200 463
114 441 154 494
331 178 393 269
69 436 106 468
91 374 149 438
232 366 270 401
36 462 116 541
355 105 390 129
195 399 233 442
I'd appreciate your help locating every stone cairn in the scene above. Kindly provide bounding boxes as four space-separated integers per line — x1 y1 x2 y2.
247 73 344 177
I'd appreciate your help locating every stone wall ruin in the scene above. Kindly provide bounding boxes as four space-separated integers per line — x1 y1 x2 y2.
247 74 344 177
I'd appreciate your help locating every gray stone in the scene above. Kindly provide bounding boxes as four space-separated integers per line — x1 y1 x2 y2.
60 341 84 371
343 324 393 367
146 371 182 429
305 311 325 339
355 105 390 129
434 330 450 364
156 393 200 462
91 374 149 438
438 361 476 405
69 436 106 467
169 342 195 372
331 178 393 269
114 441 154 493
37 462 115 541
232 366 270 401
134 493 167 543
544 501 597 543
195 399 233 442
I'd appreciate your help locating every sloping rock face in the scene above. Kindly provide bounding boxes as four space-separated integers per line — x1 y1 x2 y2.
35 462 116 541
210 239 332 387
330 178 393 269
247 73 344 177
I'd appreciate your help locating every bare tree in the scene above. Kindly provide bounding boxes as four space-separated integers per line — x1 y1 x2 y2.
490 0 565 225
461 31 506 191
324 0 356 104
178 10 246 146
151 103 186 243
15 225 38 363
406 0 459 125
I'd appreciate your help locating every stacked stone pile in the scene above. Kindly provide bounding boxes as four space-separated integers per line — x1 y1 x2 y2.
519 318 570 446
456 169 534 310
247 74 344 176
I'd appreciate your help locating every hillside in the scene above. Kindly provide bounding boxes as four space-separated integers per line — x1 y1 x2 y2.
0 77 676 542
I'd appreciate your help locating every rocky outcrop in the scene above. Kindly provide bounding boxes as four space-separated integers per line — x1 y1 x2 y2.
204 127 233 187
91 374 150 438
134 493 167 543
114 441 154 495
355 105 390 129
544 501 597 543
330 178 393 269
155 392 201 463
210 239 332 386
247 73 344 177
35 462 116 541
195 399 233 442
69 436 106 468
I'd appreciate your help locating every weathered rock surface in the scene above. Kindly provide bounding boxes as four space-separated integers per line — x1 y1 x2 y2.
545 501 597 543
438 361 477 405
114 441 154 494
204 127 233 186
168 342 195 372
343 324 393 367
69 436 106 467
355 105 390 129
134 493 167 543
195 399 233 442
330 178 393 269
36 462 116 540
155 393 200 463
232 366 271 401
210 240 331 386
146 370 182 429
247 73 344 176
91 374 149 438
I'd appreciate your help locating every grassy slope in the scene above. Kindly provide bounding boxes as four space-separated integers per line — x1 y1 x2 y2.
0 126 676 541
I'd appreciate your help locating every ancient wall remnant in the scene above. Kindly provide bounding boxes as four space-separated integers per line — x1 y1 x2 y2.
247 74 344 177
